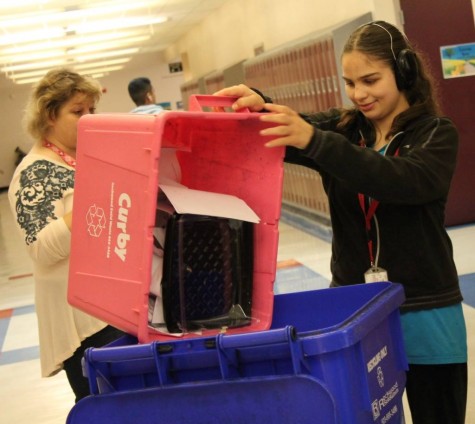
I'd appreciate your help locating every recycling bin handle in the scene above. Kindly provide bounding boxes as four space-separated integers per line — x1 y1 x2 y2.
188 94 250 112
216 326 303 378
218 326 296 349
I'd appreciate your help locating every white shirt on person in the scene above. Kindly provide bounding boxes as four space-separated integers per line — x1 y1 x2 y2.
130 104 165 114
8 153 107 377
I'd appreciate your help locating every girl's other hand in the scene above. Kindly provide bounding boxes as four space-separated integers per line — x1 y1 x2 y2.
259 103 314 149
213 84 265 112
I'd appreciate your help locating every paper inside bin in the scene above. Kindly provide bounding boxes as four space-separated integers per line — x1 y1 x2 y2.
148 183 257 336
159 184 260 223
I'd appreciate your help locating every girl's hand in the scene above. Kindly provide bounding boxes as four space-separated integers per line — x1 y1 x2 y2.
259 103 314 149
213 84 265 112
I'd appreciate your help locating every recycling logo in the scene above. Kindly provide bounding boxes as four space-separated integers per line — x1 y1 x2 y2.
86 204 106 237
377 366 385 388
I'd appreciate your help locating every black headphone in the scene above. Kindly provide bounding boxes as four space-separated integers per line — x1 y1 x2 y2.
368 22 418 90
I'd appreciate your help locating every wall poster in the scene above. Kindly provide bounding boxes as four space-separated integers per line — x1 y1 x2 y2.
440 42 475 79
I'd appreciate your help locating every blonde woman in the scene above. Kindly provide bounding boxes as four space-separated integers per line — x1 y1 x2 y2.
9 69 124 403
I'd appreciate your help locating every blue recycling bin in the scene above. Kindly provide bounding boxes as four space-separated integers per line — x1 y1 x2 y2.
67 282 408 424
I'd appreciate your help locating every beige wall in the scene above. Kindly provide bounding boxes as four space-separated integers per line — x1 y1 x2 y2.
0 52 184 188
96 52 185 113
1 0 403 188
164 0 372 80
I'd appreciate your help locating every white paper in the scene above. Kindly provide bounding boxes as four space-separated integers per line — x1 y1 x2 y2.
159 184 260 223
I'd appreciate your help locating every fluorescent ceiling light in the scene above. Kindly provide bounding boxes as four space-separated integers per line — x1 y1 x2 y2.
1 2 163 28
0 28 64 46
13 64 126 85
4 69 52 79
67 35 150 55
0 0 50 7
0 35 149 64
14 76 55 85
0 15 167 46
0 49 66 64
81 64 125 75
1 29 150 55
8 58 132 80
71 58 132 71
2 47 138 73
2 59 68 73
0 1 172 84
74 47 140 63
70 16 168 34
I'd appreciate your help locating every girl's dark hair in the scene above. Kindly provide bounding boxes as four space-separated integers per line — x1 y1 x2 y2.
338 20 441 139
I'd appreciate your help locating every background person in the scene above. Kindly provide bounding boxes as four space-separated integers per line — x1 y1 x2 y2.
8 68 124 403
127 76 164 114
215 20 467 424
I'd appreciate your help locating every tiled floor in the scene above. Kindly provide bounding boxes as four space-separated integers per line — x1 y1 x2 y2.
1 188 474 423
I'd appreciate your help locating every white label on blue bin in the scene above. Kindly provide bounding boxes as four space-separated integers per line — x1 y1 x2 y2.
367 346 388 373
371 382 400 421
372 402 400 423
381 404 400 424
365 330 404 422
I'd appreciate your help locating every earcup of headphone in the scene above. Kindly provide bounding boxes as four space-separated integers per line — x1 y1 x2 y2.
395 49 418 90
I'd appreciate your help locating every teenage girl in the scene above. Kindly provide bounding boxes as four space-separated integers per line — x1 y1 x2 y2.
215 20 467 424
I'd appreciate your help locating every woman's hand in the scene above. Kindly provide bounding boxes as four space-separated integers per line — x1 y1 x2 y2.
213 84 266 112
259 103 314 149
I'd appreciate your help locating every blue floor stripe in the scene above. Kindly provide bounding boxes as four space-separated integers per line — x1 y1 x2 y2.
0 304 38 366
0 272 473 367
0 346 40 365
12 304 35 316
460 273 475 308
0 316 9 352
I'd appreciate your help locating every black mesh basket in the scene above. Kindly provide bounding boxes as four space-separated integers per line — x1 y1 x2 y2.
161 214 253 333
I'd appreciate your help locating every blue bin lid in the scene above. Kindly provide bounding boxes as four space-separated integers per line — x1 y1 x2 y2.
68 375 338 423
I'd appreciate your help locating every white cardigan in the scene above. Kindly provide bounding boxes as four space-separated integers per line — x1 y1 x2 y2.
8 153 107 377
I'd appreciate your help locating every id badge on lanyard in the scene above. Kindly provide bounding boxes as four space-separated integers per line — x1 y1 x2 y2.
357 142 399 283
358 195 388 283
364 266 388 283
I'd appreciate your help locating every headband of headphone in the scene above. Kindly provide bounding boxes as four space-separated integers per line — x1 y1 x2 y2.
366 21 418 90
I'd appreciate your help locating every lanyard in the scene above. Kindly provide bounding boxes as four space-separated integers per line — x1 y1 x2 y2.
43 141 76 168
358 194 378 265
358 144 399 266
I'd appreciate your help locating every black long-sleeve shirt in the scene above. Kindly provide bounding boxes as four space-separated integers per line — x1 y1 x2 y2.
286 109 461 311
